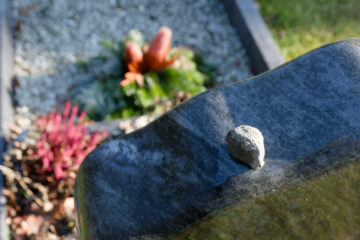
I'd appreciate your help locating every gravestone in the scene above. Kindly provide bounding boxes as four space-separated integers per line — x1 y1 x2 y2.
75 39 360 239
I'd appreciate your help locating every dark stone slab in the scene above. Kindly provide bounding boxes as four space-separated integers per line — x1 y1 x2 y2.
75 39 360 240
224 0 284 74
173 137 360 239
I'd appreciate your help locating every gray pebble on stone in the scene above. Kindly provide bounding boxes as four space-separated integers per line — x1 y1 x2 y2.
225 125 265 170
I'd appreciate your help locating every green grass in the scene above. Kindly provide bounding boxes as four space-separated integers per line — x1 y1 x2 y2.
258 0 360 60
173 162 360 239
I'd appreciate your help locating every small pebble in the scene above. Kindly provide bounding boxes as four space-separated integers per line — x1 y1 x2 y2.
226 125 265 170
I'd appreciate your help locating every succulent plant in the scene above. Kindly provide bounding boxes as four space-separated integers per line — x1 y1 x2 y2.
74 79 128 121
121 27 177 86
72 27 216 121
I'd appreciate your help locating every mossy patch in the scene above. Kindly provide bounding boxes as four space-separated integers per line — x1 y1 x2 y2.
173 162 360 239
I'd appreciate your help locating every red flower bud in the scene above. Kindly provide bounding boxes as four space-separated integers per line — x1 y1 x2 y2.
121 27 176 87
145 26 173 71
125 41 144 73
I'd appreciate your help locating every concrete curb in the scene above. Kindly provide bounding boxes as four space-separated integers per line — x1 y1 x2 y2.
224 0 284 74
0 0 13 238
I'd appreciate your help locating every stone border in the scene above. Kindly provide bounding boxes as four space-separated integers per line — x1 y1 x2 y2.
224 0 284 74
0 0 13 238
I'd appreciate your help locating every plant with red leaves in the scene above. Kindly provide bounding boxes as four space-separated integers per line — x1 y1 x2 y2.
35 100 108 180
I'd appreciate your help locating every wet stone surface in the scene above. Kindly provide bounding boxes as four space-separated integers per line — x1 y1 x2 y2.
75 39 360 239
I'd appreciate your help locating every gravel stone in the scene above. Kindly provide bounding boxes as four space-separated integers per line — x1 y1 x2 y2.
225 125 265 170
118 114 158 134
13 0 252 114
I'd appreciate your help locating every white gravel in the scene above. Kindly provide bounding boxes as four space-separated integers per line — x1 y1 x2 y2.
13 0 253 114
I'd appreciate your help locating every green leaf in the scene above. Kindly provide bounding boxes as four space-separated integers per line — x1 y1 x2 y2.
122 82 138 96
135 88 154 108
125 29 145 48
100 40 117 53
76 59 88 69
170 47 195 60
194 54 217 87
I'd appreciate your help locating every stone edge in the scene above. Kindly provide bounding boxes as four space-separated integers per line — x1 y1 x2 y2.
0 0 13 238
224 0 285 74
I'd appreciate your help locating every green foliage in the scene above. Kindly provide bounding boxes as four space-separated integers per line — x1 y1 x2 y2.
258 0 360 60
194 54 217 87
125 29 145 48
100 40 117 54
74 79 128 121
73 30 216 121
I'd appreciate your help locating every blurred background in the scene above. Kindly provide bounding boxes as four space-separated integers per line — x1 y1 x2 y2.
1 0 360 239
258 0 360 60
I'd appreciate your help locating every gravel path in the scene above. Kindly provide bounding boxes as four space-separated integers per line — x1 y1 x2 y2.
13 0 253 114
